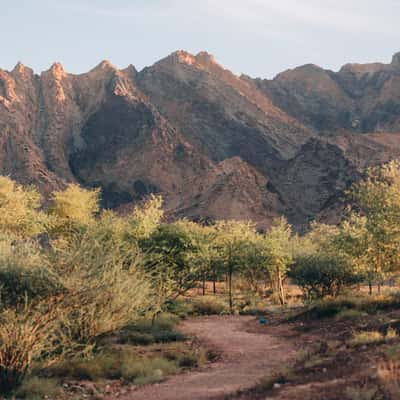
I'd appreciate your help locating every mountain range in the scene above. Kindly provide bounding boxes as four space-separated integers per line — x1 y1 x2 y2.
2 51 400 227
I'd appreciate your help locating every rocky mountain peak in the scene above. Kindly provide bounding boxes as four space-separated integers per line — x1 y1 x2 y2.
2 52 400 227
94 60 116 71
47 62 66 78
195 51 218 66
11 62 33 77
391 52 400 67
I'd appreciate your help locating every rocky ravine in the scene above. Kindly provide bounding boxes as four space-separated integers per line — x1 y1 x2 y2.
1 51 400 226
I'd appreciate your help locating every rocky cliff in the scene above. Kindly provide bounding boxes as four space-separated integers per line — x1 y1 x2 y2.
1 51 400 226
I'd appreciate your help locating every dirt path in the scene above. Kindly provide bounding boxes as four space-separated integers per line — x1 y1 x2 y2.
119 315 297 400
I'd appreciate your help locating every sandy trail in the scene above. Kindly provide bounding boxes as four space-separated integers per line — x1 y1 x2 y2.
119 315 296 400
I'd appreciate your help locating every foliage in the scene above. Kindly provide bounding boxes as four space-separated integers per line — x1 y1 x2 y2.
0 176 46 238
52 221 152 348
191 295 229 315
341 161 400 292
16 376 61 399
290 253 362 299
49 184 100 235
214 220 257 312
0 237 62 308
128 194 164 240
262 217 293 304
0 302 60 394
141 223 201 315
118 313 184 345
48 349 179 384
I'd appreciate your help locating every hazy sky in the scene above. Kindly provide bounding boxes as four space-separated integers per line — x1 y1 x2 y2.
2 0 400 78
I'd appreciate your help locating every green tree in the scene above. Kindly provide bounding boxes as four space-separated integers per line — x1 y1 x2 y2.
141 223 200 317
290 252 361 299
263 217 293 305
215 220 256 313
176 220 218 295
344 161 400 292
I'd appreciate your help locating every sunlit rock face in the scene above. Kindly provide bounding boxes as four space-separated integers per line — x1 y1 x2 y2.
1 51 400 226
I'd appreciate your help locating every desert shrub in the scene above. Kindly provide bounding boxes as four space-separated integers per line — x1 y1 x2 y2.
119 331 155 346
191 296 228 315
163 342 214 368
118 313 184 345
0 238 62 308
164 299 194 318
0 304 60 394
334 309 366 321
152 330 185 343
16 376 61 399
303 297 358 319
349 331 385 347
153 312 180 329
128 357 179 385
49 350 179 384
237 292 266 315
49 184 100 235
52 222 153 349
290 253 362 300
292 294 400 321
0 176 47 238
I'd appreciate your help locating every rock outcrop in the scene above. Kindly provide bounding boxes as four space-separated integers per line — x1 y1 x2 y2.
1 51 400 226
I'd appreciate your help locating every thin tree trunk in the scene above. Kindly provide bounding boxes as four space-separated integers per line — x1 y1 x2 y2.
277 266 285 305
377 283 381 295
228 267 233 314
369 281 373 296
213 277 216 294
202 273 206 296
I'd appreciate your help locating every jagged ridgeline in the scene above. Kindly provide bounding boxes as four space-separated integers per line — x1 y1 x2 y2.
2 51 400 226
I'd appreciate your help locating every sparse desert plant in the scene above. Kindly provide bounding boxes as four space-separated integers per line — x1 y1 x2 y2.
334 308 366 321
0 237 62 308
0 303 60 394
349 330 384 347
0 176 47 238
118 313 184 345
191 295 228 315
52 222 153 348
15 376 61 399
345 386 377 400
49 350 179 385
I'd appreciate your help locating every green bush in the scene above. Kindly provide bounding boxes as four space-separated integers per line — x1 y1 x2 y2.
118 313 184 345
290 253 362 300
349 331 385 347
191 296 228 315
0 239 62 308
153 330 185 343
334 309 366 321
119 331 155 346
165 299 194 318
49 350 179 384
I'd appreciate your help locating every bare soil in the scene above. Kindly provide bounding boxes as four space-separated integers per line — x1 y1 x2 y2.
116 315 298 400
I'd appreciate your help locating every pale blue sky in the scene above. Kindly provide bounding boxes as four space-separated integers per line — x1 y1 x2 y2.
2 0 400 78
